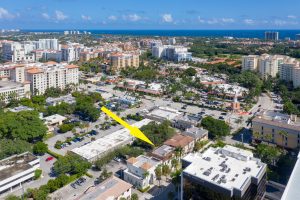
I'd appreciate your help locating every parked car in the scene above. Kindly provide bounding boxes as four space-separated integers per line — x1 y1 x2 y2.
46 156 54 162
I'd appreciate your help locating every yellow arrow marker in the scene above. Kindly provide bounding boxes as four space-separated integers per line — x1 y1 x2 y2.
101 106 154 146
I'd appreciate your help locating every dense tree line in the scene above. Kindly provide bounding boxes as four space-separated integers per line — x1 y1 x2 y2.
120 66 158 81
0 139 32 160
0 111 47 142
53 153 91 176
133 121 176 149
201 116 230 138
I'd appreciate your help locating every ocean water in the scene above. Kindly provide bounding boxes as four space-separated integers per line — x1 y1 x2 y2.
23 29 300 39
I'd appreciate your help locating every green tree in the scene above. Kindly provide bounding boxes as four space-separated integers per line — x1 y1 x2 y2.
0 139 32 160
34 169 43 180
162 164 171 181
171 170 182 200
5 195 22 200
0 111 47 142
155 165 162 186
53 153 91 176
133 121 176 149
256 144 281 166
201 116 230 138
183 67 197 76
131 193 139 200
33 142 48 155
171 159 179 171
283 101 299 115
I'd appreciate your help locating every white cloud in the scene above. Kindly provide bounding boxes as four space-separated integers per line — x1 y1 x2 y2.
197 17 205 23
81 15 91 21
108 15 117 21
55 10 67 21
244 19 255 25
287 15 297 19
273 19 298 26
274 19 287 26
221 18 235 23
0 7 15 19
162 14 173 23
123 14 141 22
207 19 218 24
42 13 50 19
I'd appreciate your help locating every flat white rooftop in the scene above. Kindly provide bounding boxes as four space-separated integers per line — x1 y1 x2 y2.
146 106 181 121
183 145 266 192
71 119 152 161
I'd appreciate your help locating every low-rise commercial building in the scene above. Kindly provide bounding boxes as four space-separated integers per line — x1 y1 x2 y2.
252 111 300 149
124 155 161 190
0 152 40 194
72 119 152 162
46 94 76 106
182 126 208 142
75 176 132 200
116 79 163 95
7 105 33 113
150 145 175 165
164 134 195 155
181 145 267 200
173 114 202 130
142 106 181 123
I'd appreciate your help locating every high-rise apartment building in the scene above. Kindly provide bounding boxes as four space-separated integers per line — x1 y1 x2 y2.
38 39 59 50
258 54 282 78
2 41 35 63
61 43 84 63
110 53 139 70
279 60 300 88
25 62 79 95
265 31 279 41
241 55 259 71
152 45 192 62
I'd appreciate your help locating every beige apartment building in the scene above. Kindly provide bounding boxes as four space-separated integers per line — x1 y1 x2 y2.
279 61 300 88
25 62 79 95
0 62 79 96
242 55 259 71
110 53 139 70
252 111 300 149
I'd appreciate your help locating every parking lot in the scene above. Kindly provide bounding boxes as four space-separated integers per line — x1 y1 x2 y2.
50 160 127 200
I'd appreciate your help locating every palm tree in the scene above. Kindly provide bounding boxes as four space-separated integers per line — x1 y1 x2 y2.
143 171 150 179
171 159 179 171
162 164 171 181
155 165 162 187
174 147 183 159
278 130 288 149
171 170 182 200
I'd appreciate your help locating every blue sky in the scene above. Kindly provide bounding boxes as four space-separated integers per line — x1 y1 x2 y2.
1 0 300 29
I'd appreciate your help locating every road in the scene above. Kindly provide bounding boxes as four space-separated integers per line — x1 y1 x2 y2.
225 92 275 148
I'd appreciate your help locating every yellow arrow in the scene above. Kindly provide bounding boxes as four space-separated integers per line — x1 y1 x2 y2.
101 106 154 146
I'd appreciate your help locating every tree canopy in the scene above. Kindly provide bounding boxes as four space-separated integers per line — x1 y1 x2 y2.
0 111 47 142
0 139 32 160
201 116 230 138
53 153 91 176
133 121 176 149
